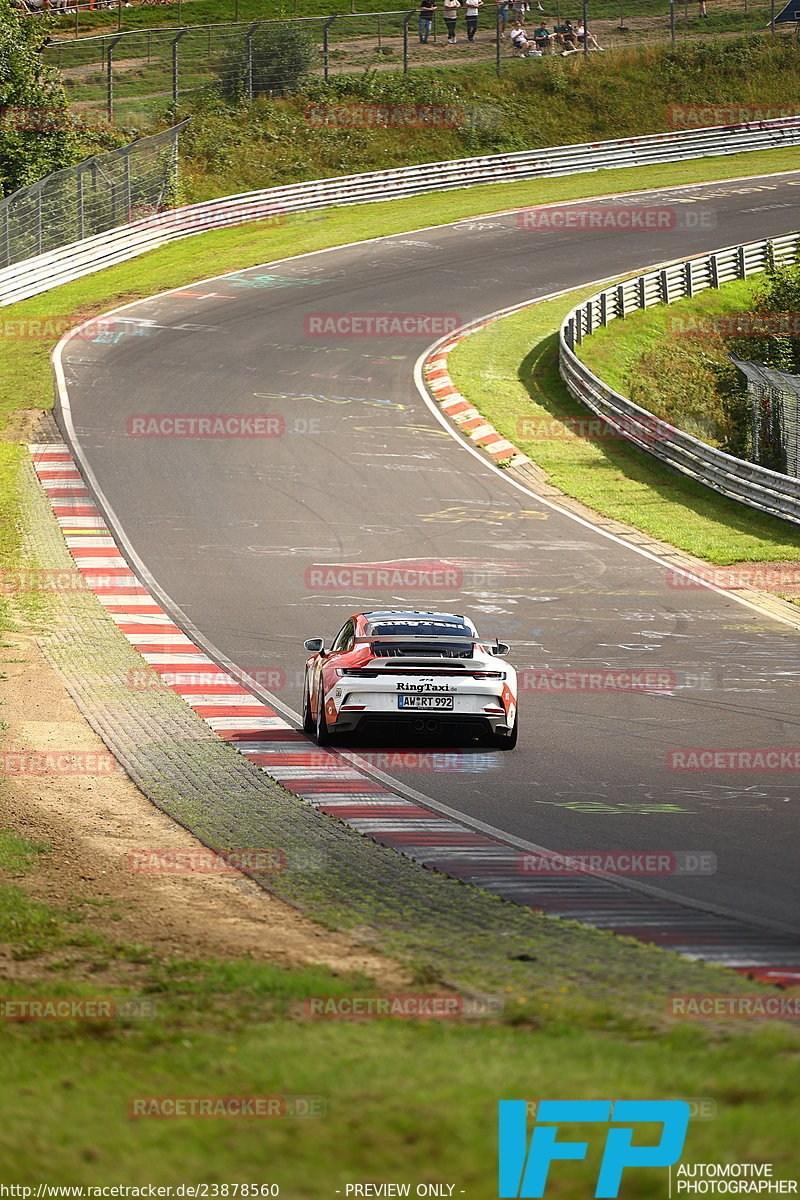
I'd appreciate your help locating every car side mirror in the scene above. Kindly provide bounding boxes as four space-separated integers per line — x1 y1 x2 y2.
492 642 510 656
304 638 324 653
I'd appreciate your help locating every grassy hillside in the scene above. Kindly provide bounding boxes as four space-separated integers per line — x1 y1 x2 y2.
165 37 800 200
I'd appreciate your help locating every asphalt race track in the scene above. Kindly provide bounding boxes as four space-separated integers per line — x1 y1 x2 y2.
56 171 800 935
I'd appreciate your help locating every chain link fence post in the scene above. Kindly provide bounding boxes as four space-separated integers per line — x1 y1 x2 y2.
172 28 188 105
77 165 85 241
246 22 260 98
496 3 502 76
403 9 414 72
106 34 124 125
322 16 336 82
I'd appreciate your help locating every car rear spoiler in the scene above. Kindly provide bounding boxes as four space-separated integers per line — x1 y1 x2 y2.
355 635 504 651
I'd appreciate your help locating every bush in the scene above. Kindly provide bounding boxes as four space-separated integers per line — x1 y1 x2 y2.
218 22 317 100
0 0 79 196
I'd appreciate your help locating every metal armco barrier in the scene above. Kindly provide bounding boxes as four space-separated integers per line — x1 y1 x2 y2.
2 115 800 306
560 232 800 526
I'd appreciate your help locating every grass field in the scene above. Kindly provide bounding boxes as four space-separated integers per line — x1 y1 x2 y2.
2 816 800 1187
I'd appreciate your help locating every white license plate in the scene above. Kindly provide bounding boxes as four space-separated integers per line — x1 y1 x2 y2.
397 694 454 710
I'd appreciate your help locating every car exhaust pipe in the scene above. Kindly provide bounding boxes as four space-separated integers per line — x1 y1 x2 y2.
412 718 426 732
425 719 438 732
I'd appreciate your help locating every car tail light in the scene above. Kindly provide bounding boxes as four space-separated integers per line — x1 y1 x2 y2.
335 668 378 677
472 671 506 679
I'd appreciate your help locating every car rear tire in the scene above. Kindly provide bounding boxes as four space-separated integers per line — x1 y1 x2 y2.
302 672 315 735
492 713 518 750
315 680 333 745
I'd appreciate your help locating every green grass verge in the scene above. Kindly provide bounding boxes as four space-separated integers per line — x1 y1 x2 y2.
447 273 800 564
574 278 758 399
1 826 800 1185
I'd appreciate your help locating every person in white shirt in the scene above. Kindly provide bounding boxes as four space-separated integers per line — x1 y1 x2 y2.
465 0 483 39
576 22 604 47
508 18 532 52
443 0 461 41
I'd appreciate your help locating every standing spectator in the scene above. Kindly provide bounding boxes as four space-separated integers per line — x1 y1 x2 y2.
698 0 709 14
443 0 461 42
418 0 436 42
465 0 483 39
496 0 509 35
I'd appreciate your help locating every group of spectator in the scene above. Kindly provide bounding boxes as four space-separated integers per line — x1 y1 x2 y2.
509 13 604 52
15 0 134 12
418 0 604 48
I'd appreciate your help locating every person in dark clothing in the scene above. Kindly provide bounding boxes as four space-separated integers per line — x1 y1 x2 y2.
419 0 436 42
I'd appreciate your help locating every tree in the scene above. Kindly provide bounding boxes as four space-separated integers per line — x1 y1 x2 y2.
219 22 317 101
0 0 79 196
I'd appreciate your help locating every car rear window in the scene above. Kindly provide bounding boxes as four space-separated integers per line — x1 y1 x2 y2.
367 619 475 658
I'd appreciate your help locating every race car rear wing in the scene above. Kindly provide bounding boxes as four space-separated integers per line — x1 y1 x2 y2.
355 634 507 653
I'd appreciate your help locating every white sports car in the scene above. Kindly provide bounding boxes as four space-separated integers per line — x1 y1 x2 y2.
302 610 518 749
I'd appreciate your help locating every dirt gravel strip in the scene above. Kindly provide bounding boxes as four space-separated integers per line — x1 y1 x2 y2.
17 429 800 994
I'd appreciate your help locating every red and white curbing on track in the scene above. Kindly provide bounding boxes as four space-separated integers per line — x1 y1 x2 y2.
29 442 800 988
424 329 529 468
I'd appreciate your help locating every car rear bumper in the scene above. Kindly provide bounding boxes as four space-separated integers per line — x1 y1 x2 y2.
330 711 512 739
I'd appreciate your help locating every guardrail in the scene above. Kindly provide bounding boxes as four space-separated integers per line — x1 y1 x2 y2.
559 232 800 526
2 115 800 306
